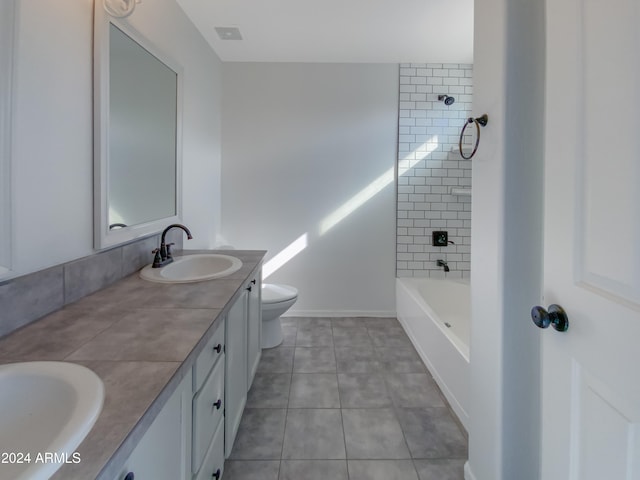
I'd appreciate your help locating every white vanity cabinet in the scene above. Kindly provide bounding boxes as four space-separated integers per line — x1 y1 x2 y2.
112 267 263 480
224 271 263 459
224 288 248 458
114 370 192 480
246 274 262 391
192 321 226 479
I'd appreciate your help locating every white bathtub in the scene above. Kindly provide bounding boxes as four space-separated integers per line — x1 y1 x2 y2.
396 277 470 430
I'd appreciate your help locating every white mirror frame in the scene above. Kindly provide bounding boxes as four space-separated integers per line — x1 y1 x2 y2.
0 0 15 277
93 1 183 249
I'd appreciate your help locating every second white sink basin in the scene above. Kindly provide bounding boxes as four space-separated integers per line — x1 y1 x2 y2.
0 361 104 480
140 254 243 283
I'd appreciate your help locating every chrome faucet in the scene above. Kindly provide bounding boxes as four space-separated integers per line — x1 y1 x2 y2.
437 259 450 272
152 224 193 268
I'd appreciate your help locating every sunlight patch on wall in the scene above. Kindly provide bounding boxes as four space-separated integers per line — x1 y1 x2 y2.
400 136 440 170
263 233 308 280
319 137 439 235
319 168 394 235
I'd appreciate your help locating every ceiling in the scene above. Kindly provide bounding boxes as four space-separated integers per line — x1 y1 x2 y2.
175 0 474 64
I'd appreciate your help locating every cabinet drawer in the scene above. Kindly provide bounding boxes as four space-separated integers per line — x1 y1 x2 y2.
192 355 225 473
194 320 225 392
194 415 224 480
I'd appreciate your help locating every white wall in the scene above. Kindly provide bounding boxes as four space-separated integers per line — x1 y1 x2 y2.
8 0 222 277
467 0 544 478
221 63 398 315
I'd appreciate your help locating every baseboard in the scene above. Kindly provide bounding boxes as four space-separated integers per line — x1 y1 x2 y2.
284 309 397 318
464 461 477 480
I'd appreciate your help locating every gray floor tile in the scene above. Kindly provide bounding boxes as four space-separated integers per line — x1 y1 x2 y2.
279 460 348 480
257 347 295 373
396 408 468 459
282 409 346 459
368 326 412 347
281 317 299 328
376 346 428 373
229 409 287 460
281 326 297 346
342 408 411 459
296 326 334 347
226 317 469 479
223 460 280 480
385 373 445 407
364 317 402 329
414 459 466 480
289 373 340 408
337 373 392 408
297 317 332 328
331 317 367 328
332 326 373 347
348 460 419 480
247 373 291 408
293 347 336 373
335 346 382 373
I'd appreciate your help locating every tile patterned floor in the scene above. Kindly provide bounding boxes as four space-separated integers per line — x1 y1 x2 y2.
224 317 467 480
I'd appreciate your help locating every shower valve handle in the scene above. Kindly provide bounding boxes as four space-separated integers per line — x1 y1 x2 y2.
531 304 569 332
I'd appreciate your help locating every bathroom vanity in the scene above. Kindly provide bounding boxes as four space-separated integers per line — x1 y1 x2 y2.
0 250 265 480
112 252 263 480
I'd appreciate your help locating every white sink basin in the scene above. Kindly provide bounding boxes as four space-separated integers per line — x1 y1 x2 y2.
0 361 104 480
139 253 243 283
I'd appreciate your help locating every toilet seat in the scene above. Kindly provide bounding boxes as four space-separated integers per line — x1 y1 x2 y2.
262 284 298 304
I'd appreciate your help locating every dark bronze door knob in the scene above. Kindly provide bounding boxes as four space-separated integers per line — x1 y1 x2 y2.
531 304 569 332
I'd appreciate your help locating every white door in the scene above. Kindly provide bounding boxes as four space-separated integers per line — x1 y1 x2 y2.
542 0 640 478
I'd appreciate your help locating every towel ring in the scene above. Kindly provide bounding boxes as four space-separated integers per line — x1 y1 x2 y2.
459 114 488 159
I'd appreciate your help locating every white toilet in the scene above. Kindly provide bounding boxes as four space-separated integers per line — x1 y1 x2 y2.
261 283 298 348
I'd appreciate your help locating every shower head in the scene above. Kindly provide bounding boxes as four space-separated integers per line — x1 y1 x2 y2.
438 95 455 106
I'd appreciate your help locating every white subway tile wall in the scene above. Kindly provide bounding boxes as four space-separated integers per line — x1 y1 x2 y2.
396 63 473 279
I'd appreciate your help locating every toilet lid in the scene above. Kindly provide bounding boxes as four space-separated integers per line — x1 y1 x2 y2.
262 283 298 304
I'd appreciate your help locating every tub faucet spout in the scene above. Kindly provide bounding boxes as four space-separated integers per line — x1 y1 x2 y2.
437 260 450 272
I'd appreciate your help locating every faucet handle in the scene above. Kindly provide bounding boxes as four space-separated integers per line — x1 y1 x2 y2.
166 243 175 259
152 248 163 268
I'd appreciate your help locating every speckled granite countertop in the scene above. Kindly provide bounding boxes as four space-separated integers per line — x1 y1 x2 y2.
0 250 265 480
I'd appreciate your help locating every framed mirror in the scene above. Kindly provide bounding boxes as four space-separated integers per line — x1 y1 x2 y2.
94 1 183 249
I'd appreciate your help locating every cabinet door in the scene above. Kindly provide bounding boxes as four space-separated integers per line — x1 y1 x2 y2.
192 354 225 474
194 416 225 480
114 371 192 480
246 274 262 388
224 290 248 458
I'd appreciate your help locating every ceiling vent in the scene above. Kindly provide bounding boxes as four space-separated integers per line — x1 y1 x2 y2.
215 27 243 40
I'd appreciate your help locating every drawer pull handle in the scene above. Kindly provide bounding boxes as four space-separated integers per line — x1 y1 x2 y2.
214 343 222 354
124 473 134 480
212 468 221 479
214 399 222 409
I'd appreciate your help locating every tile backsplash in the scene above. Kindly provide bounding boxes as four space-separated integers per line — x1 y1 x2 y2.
396 63 473 278
0 232 182 338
